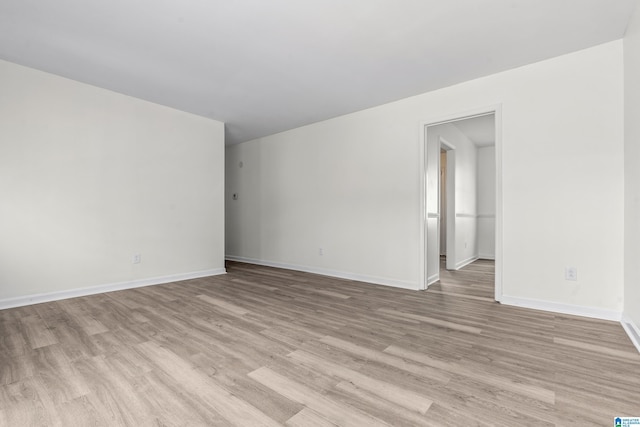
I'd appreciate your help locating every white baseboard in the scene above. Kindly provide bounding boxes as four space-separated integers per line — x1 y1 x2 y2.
0 268 226 310
426 273 440 287
478 253 495 260
455 255 479 270
500 295 622 322
621 313 640 353
225 255 418 290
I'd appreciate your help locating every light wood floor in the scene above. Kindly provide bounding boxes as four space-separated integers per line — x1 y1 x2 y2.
1 260 639 426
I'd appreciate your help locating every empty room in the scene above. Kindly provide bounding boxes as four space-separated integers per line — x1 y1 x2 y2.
2 0 640 425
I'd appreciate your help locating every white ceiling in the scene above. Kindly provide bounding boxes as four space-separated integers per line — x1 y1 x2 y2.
0 0 636 144
452 114 496 147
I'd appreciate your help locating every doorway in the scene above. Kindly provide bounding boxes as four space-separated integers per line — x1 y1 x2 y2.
420 107 502 302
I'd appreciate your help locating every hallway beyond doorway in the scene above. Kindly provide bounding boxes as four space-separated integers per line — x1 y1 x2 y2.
429 257 495 301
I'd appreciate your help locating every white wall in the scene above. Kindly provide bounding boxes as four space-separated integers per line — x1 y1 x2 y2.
0 60 226 305
226 113 420 288
477 146 496 259
226 40 624 316
624 2 640 344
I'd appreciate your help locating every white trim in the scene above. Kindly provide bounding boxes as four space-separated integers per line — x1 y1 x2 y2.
439 137 457 151
226 255 418 290
422 110 495 128
452 213 498 219
621 313 640 353
0 268 227 310
419 120 427 290
455 255 479 270
426 273 440 287
493 105 503 302
478 254 495 260
455 213 477 218
501 295 622 321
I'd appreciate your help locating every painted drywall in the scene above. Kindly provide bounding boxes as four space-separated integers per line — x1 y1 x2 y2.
226 114 420 288
624 3 640 339
226 40 624 314
477 146 496 259
0 60 226 303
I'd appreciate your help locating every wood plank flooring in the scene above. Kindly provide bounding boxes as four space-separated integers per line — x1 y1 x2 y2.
1 259 639 426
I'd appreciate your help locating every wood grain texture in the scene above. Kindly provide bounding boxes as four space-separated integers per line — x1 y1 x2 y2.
1 258 639 426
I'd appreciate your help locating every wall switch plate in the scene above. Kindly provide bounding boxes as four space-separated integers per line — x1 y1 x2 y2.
133 254 142 264
565 266 577 281
318 248 324 256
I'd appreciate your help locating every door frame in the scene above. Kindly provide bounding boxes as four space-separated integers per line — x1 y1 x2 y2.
439 137 456 271
426 137 456 287
418 104 503 302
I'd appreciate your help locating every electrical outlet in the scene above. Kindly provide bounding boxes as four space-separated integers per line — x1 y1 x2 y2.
133 254 142 264
318 248 324 256
565 266 577 281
